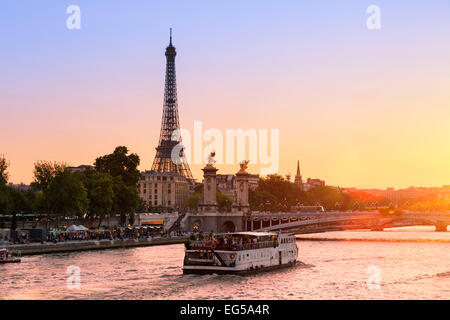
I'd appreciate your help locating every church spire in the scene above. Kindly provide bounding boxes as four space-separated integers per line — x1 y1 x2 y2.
294 160 303 189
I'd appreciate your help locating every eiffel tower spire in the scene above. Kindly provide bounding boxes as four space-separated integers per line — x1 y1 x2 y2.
151 30 194 182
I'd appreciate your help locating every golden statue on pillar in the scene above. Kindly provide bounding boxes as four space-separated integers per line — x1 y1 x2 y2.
238 160 250 173
206 151 216 167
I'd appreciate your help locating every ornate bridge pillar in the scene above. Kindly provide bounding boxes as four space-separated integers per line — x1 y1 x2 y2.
232 166 250 214
199 164 218 213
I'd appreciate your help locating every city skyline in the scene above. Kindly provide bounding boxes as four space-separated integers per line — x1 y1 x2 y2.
2 1 450 189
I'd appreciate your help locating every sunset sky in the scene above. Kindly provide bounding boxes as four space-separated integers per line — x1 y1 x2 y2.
1 1 450 189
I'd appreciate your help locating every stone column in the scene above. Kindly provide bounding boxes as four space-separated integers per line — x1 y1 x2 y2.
199 165 218 213
232 171 250 213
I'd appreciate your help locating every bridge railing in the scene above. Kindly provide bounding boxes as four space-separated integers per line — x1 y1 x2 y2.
187 240 277 251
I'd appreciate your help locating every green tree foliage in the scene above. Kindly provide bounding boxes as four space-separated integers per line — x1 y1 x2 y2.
31 161 67 213
216 191 232 212
249 175 355 212
0 154 9 185
85 173 114 227
184 184 232 212
47 171 89 218
186 192 202 210
24 189 46 213
249 188 277 212
112 176 140 226
0 185 29 215
7 187 29 213
94 146 140 225
31 161 67 191
250 175 306 212
0 184 10 214
0 155 35 215
185 184 203 210
306 186 354 211
95 146 140 186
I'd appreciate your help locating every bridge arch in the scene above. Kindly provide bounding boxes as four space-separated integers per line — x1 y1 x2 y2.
222 221 236 233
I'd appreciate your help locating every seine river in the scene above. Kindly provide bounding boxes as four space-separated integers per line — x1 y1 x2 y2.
2 227 450 300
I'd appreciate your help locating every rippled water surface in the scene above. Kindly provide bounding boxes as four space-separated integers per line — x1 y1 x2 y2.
1 228 450 299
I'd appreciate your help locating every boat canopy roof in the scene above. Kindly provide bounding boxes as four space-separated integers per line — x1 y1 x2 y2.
216 232 277 238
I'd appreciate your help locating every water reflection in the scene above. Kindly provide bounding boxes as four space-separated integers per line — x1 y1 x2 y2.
1 228 449 300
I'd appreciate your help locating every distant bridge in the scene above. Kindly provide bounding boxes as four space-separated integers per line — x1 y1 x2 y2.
247 211 450 234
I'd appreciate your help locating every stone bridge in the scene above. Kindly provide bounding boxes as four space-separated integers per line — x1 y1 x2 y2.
247 211 450 234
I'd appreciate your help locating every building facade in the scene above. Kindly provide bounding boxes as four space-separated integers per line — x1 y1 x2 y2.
302 178 326 191
438 186 450 202
248 174 260 190
137 171 190 210
66 165 95 173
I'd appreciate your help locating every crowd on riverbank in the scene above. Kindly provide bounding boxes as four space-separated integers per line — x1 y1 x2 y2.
4 227 188 245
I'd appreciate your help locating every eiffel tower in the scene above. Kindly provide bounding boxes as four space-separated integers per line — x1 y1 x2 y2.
151 29 194 182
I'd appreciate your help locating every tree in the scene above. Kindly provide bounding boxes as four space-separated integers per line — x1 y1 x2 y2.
86 173 114 227
216 191 232 212
249 188 278 212
112 176 139 226
306 186 354 211
0 184 11 214
185 185 203 210
184 184 232 212
0 154 9 185
185 192 201 210
31 161 67 214
24 189 46 213
94 147 141 226
95 146 140 187
252 175 306 212
47 171 89 222
7 187 29 214
32 161 67 191
0 185 31 231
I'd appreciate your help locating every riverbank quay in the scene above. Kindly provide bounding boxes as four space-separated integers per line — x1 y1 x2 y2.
2 236 188 256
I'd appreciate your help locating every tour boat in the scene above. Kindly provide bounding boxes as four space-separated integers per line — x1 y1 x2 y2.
183 232 298 275
0 248 21 264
